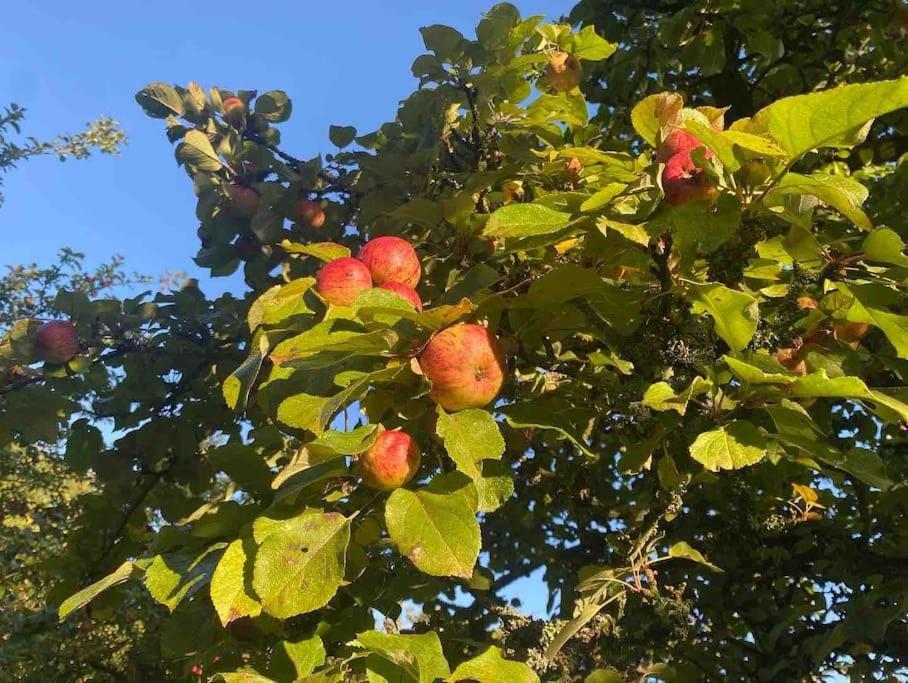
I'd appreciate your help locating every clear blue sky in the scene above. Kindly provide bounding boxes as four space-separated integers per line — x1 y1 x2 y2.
2 0 568 298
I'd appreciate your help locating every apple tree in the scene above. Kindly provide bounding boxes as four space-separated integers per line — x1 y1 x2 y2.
2 2 908 681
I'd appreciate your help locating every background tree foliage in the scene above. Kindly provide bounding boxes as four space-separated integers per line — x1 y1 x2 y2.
0 104 125 206
2 2 908 682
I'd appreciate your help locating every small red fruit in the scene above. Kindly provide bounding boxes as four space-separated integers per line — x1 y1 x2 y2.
566 157 582 181
359 429 421 491
662 151 718 206
34 321 80 364
419 324 506 411
291 199 326 229
358 236 421 288
222 97 246 126
379 282 423 311
316 257 373 306
656 129 706 163
227 184 260 217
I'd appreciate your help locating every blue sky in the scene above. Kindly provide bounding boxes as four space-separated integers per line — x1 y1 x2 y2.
2 0 568 298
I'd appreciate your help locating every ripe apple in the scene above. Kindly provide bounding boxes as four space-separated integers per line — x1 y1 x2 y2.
834 321 870 345
359 429 421 491
316 257 373 306
227 183 260 217
34 321 80 364
662 151 718 206
291 199 326 229
566 157 582 181
358 236 421 288
543 52 582 93
379 281 423 311
656 129 706 163
418 324 506 411
222 97 246 126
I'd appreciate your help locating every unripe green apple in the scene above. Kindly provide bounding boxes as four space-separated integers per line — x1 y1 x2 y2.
316 257 373 306
739 159 772 187
662 151 718 206
358 236 421 288
359 429 421 490
34 321 80 364
378 281 423 311
291 199 326 229
543 52 582 93
419 324 506 411
222 97 246 127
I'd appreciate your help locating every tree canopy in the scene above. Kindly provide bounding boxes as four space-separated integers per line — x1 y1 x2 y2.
2 2 907 681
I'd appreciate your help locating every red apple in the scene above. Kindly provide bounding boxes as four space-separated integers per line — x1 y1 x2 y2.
662 151 718 206
566 157 582 181
34 321 80 364
316 257 373 306
291 199 326 229
656 129 706 163
359 429 421 491
227 184 260 217
222 97 246 126
419 324 506 411
379 281 423 311
543 52 582 93
358 236 421 288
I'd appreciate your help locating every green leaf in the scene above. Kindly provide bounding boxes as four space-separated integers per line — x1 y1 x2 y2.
353 630 451 683
144 546 225 611
862 228 908 266
59 561 136 621
484 203 573 239
436 408 504 479
642 377 711 416
209 539 261 626
273 456 350 502
281 240 352 262
329 125 357 148
136 82 185 118
450 646 539 683
248 278 316 332
724 354 796 384
684 121 786 171
668 541 723 572
689 421 766 471
420 24 465 61
254 90 292 122
177 130 223 171
224 330 270 411
584 670 624 683
752 77 908 159
502 396 597 457
767 173 871 230
839 283 908 358
276 365 402 436
385 480 480 579
474 460 515 513
787 369 908 422
685 282 759 352
252 509 350 619
213 670 275 683
272 634 326 679
631 92 683 146
566 25 617 61
579 183 627 212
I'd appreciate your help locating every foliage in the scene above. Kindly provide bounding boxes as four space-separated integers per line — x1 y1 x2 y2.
2 2 908 682
0 103 125 206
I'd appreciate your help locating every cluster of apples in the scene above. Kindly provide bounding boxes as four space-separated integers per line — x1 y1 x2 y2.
316 236 507 491
657 129 718 206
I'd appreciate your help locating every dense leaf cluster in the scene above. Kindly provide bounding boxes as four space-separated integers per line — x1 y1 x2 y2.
2 2 907 681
